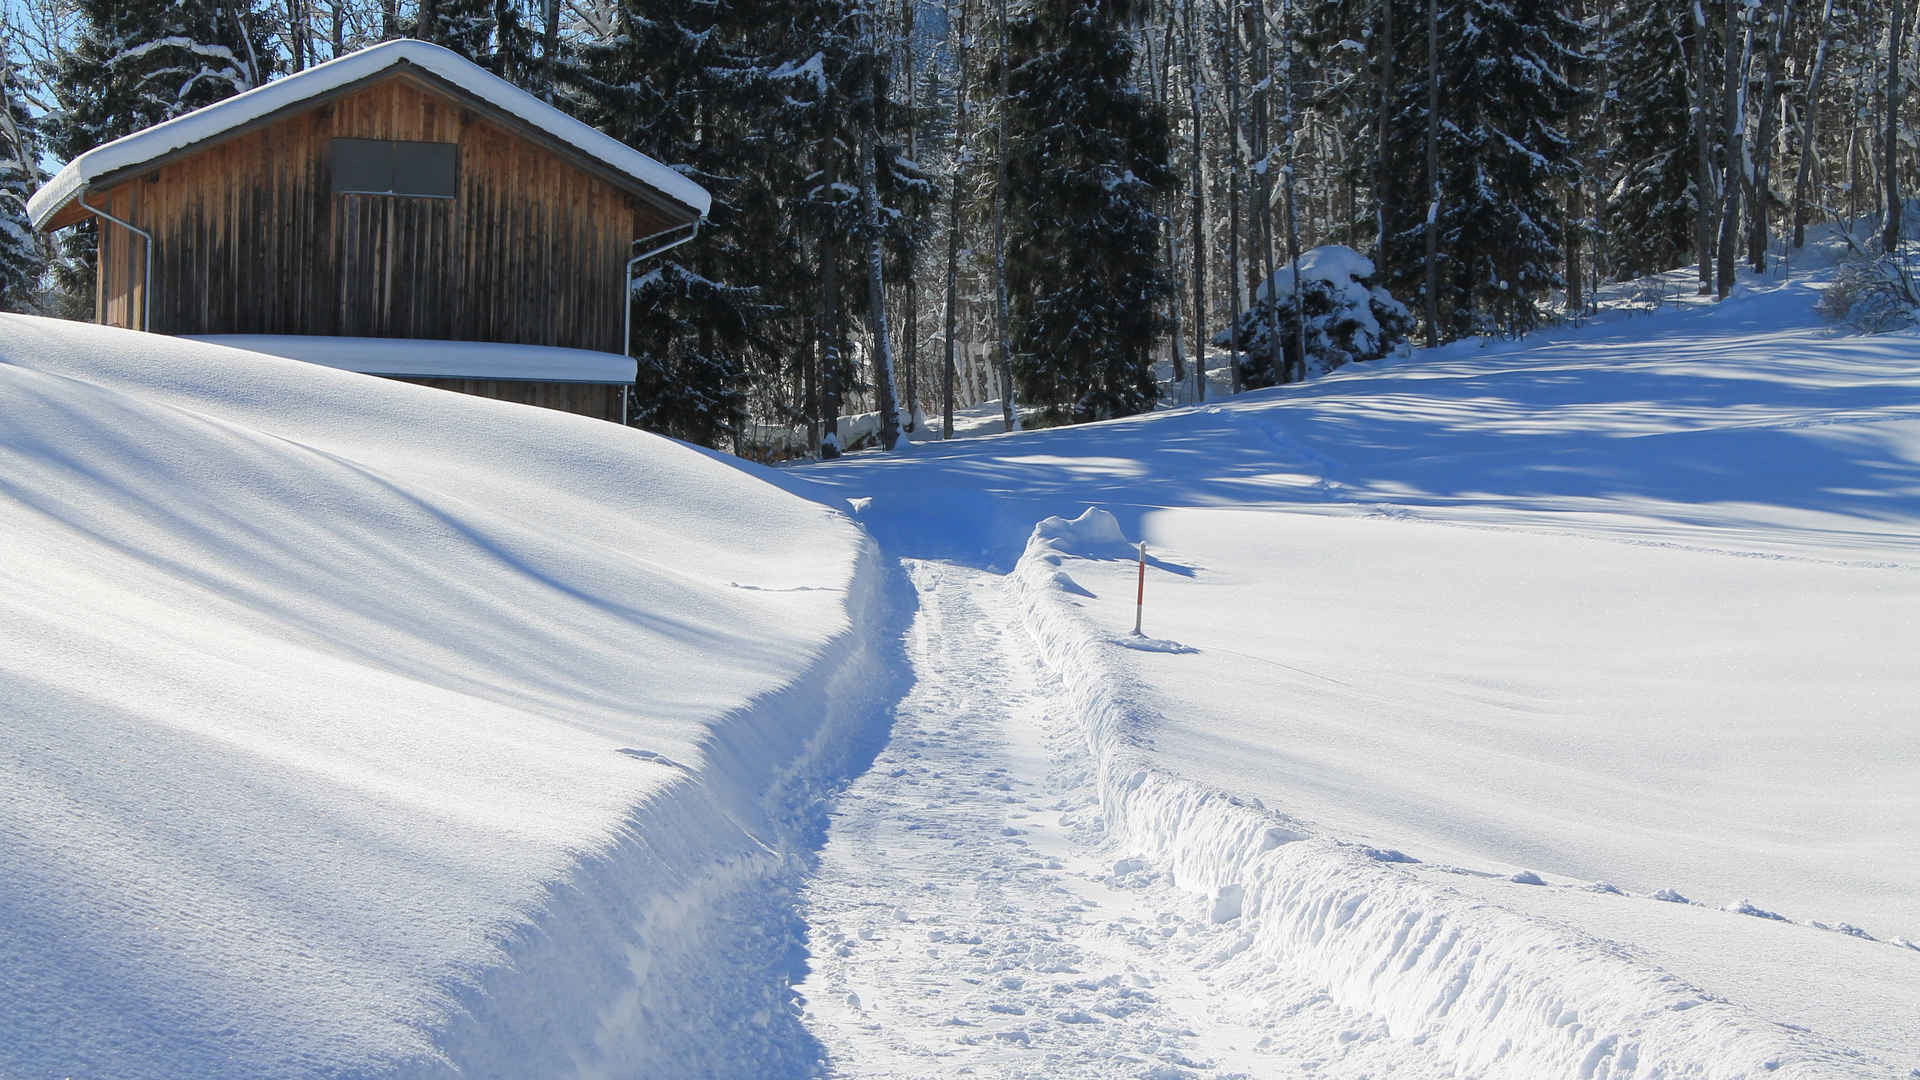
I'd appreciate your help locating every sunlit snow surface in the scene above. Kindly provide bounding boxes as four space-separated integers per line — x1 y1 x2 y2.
800 272 1920 1071
0 315 872 1078
5 254 1917 1078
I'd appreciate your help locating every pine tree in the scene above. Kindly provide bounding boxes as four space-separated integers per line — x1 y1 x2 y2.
1371 0 1434 339
1002 0 1172 423
415 0 544 76
1431 0 1581 336
572 0 833 450
50 0 273 304
844 0 913 449
1598 2 1695 278
784 0 928 454
574 0 750 447
415 0 495 61
52 1 270 160
487 0 544 82
1 54 43 312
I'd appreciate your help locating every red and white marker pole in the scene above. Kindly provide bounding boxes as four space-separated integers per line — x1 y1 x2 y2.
1133 541 1146 636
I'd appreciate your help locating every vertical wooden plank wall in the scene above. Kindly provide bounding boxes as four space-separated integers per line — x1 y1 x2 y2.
90 74 680 354
94 184 147 330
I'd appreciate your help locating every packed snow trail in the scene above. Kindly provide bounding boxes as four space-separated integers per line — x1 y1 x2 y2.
797 561 1455 1079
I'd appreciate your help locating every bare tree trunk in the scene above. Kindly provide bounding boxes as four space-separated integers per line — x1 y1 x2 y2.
0 61 37 189
1567 0 1589 316
1884 0 1906 252
993 0 1017 431
1279 0 1304 380
806 315 820 454
860 131 904 450
1848 119 1860 224
859 2 904 451
1747 0 1793 270
1691 0 1717 293
1592 0 1616 293
1791 0 1835 249
1223 0 1245 395
382 0 400 41
942 0 971 438
1716 0 1748 299
1567 182 1585 314
820 235 843 458
542 0 561 100
1165 200 1187 380
1376 0 1394 273
1424 0 1440 346
228 3 263 86
1153 18 1187 382
1184 0 1207 399
901 0 920 431
286 0 307 70
1247 0 1282 385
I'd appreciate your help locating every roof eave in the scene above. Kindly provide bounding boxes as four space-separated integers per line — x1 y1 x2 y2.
27 39 709 233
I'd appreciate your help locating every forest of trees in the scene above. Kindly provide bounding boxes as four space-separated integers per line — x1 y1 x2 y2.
2 0 1918 456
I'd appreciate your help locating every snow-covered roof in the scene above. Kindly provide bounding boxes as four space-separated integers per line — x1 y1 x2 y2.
192 334 637 383
27 38 711 231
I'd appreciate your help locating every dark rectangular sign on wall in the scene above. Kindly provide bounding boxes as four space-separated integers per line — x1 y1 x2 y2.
330 138 457 198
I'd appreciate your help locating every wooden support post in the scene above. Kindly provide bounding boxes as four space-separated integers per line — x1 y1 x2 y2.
1133 542 1147 636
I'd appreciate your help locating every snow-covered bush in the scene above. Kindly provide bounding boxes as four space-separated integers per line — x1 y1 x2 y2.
1816 255 1920 333
1213 245 1413 387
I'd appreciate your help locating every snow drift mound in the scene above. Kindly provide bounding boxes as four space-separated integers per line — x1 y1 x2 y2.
1008 507 1892 1080
0 315 893 1078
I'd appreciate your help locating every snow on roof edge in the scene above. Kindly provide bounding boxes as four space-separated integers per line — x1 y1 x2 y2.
27 39 711 230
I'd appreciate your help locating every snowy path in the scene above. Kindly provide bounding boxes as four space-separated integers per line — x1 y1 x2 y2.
796 561 1441 1079
796 560 1252 1077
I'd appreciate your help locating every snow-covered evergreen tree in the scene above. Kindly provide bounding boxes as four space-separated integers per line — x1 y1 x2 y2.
418 0 549 79
1003 0 1172 423
415 0 495 65
1433 0 1582 337
1372 0 1437 337
1215 245 1411 386
1604 0 1702 280
574 0 749 446
52 1 269 158
572 0 839 448
0 55 43 312
486 0 544 83
50 0 273 302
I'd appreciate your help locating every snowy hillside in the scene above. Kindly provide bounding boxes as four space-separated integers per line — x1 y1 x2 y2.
0 316 892 1078
795 271 1920 1077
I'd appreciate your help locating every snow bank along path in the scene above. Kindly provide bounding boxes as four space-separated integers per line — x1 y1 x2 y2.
0 315 895 1078
1010 509 1886 1079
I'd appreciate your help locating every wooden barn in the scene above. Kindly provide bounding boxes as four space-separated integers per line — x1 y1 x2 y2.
26 39 711 422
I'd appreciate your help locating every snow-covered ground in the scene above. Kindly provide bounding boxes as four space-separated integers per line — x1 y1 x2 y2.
0 315 896 1078
797 268 1920 1075
6 249 1916 1078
